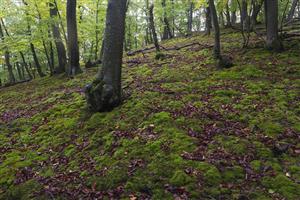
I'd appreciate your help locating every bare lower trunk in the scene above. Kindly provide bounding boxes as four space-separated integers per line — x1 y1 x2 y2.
149 4 160 52
50 0 67 74
67 0 82 76
205 7 211 35
85 0 127 112
265 0 283 51
187 1 194 35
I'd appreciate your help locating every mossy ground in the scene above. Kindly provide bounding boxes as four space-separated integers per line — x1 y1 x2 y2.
0 30 299 199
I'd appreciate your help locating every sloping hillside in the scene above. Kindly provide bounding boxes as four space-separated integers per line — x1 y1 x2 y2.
0 31 300 199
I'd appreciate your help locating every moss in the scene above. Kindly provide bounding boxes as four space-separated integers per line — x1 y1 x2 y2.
258 121 284 137
214 135 248 155
250 160 262 172
170 170 193 187
222 166 244 182
203 166 222 186
64 144 76 157
1 180 43 200
262 174 300 200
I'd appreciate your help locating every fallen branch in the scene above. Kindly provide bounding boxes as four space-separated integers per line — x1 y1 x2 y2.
127 42 213 57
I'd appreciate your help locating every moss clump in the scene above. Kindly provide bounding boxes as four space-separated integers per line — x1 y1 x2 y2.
258 121 284 137
1 180 43 200
203 167 221 186
262 174 300 200
170 170 193 187
250 160 262 172
214 135 248 155
222 166 244 182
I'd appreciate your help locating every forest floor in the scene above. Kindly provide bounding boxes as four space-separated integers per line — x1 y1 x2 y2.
0 30 300 200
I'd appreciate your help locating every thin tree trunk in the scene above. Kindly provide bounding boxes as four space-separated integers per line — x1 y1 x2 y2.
287 0 299 21
187 0 194 35
22 0 45 77
0 19 15 84
149 4 160 52
50 0 67 74
20 52 33 79
225 3 231 27
209 0 221 59
67 0 82 76
161 0 173 40
85 0 127 112
95 0 101 60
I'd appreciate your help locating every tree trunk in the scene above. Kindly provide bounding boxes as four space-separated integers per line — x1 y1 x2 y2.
225 3 231 27
30 43 45 77
50 0 67 74
241 0 250 31
85 0 127 112
265 0 282 51
95 0 101 60
149 4 160 52
251 0 263 29
187 1 194 35
209 0 221 59
0 19 15 84
67 0 82 76
20 52 33 80
161 0 173 40
231 11 237 25
22 0 45 77
287 0 299 21
205 7 211 35
209 0 233 68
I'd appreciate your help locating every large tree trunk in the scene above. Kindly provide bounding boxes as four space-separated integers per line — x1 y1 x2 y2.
149 4 160 52
50 0 67 74
287 0 299 21
241 0 250 31
67 0 82 76
265 0 282 51
85 0 127 112
205 7 211 35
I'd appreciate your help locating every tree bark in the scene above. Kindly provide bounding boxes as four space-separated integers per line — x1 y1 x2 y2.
20 52 33 80
50 0 67 74
149 4 160 52
85 0 127 112
0 19 15 84
161 0 173 40
287 0 299 21
265 0 283 51
67 0 82 76
209 0 221 59
225 3 231 27
95 0 101 60
205 7 211 35
187 0 194 35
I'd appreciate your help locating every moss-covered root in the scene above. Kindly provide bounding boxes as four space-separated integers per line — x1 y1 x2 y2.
85 79 121 112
